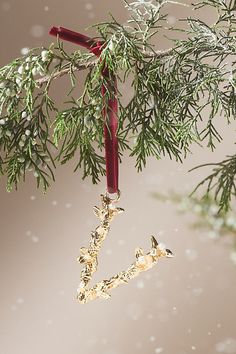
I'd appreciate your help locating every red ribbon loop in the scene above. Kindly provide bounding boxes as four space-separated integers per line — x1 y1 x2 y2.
49 26 119 194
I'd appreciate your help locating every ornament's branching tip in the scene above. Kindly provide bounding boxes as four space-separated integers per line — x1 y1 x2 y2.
135 247 144 259
117 207 125 214
151 236 159 248
93 206 100 217
165 249 174 258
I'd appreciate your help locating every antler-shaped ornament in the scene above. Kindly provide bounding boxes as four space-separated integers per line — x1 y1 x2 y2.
77 193 173 304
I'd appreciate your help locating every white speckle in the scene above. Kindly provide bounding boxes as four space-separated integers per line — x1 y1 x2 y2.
52 200 58 206
85 3 93 10
150 336 156 342
65 203 72 209
30 25 45 38
30 195 36 201
117 239 125 246
191 345 196 351
173 306 177 311
25 129 31 136
10 305 17 311
230 251 236 265
17 298 24 305
2 2 11 11
33 171 39 178
208 332 212 336
185 249 198 261
147 313 153 320
136 280 145 289
216 338 236 353
0 119 6 125
0 82 6 89
44 5 49 11
192 288 204 296
26 230 32 236
106 249 112 255
31 235 39 243
155 348 163 353
20 47 30 55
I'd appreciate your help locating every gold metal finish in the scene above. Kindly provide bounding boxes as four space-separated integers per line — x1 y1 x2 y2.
77 193 173 304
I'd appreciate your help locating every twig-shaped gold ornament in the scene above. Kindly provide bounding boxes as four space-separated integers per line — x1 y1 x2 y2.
77 192 173 304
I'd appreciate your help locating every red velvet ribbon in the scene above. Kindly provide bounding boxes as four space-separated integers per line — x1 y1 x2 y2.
49 26 119 194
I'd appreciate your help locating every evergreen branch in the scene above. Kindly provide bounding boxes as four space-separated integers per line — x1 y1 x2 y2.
36 60 98 87
1 0 236 211
190 155 236 212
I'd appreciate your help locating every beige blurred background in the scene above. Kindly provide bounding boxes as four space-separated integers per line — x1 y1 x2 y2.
0 1 236 354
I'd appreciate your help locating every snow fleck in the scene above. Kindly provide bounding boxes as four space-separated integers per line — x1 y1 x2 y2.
185 249 198 261
52 200 58 206
117 239 125 246
2 2 11 11
155 348 163 353
31 235 39 243
191 345 196 351
30 25 45 38
230 251 236 265
85 3 93 10
216 338 236 353
150 336 156 342
17 298 24 305
21 47 30 56
136 280 145 289
30 195 36 201
10 305 17 311
106 249 112 255
147 313 154 320
44 6 49 11
192 287 204 296
65 203 72 209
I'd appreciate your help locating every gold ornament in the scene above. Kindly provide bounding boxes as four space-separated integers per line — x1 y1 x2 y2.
77 192 173 304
